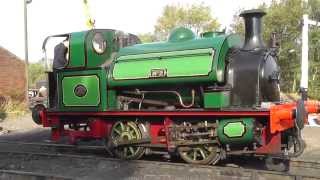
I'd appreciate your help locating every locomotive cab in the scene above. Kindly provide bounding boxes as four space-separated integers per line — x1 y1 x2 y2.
42 29 141 111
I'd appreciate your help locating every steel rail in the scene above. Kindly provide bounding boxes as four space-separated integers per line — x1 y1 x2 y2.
0 170 72 180
0 140 318 179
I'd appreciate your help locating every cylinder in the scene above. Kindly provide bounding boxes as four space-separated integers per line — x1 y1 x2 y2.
217 118 254 145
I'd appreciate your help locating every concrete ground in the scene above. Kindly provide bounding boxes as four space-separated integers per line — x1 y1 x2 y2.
0 114 39 133
298 125 320 162
0 113 50 142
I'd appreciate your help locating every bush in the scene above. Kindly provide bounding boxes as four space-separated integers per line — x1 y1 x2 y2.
28 63 46 88
0 93 28 120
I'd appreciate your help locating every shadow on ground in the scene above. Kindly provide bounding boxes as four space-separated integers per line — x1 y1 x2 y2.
0 128 50 142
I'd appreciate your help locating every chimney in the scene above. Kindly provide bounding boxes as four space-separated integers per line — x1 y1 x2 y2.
240 9 266 50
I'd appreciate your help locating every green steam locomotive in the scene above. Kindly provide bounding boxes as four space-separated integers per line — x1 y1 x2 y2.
32 9 320 170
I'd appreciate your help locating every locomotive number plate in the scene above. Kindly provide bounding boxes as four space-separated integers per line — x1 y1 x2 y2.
150 69 167 78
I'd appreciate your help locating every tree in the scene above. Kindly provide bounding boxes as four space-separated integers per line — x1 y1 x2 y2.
154 3 220 40
138 33 157 43
230 0 320 99
28 62 46 88
307 0 320 99
262 0 304 94
229 9 245 36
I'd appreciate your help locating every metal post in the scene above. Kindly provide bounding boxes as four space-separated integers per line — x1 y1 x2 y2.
23 0 32 105
24 0 29 66
300 14 320 100
301 14 309 100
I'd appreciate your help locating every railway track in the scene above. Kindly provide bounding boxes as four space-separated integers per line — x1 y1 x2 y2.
0 170 72 180
0 140 106 155
0 140 318 180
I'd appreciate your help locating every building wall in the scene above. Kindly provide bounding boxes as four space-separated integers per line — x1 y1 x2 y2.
0 47 26 101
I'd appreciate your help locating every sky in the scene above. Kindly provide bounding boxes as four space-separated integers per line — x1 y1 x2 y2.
0 0 270 62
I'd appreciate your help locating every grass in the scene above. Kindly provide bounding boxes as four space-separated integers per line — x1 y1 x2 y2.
4 100 28 117
281 92 300 101
0 95 28 120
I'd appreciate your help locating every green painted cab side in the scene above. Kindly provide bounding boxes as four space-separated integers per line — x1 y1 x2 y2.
108 32 241 88
67 31 87 68
66 29 118 69
217 118 254 145
57 68 108 111
86 30 115 68
62 75 100 106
